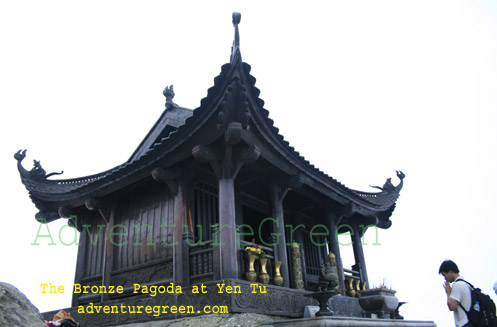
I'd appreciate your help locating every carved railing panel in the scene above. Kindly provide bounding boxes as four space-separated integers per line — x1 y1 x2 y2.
189 241 214 282
301 230 321 277
110 258 173 295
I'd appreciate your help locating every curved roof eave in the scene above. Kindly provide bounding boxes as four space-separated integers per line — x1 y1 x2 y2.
14 61 238 206
235 61 404 216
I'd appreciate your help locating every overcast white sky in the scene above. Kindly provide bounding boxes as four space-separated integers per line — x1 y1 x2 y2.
1 1 496 326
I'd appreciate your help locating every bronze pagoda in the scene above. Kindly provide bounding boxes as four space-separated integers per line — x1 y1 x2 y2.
15 12 405 325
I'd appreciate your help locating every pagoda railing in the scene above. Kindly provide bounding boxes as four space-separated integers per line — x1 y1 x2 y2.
189 240 214 283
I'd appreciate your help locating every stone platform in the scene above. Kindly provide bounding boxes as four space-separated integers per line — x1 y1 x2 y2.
262 316 436 327
47 314 436 327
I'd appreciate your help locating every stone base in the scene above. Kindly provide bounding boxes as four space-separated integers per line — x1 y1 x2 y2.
262 316 436 327
113 313 285 327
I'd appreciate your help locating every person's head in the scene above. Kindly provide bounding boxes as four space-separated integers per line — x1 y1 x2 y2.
439 260 460 283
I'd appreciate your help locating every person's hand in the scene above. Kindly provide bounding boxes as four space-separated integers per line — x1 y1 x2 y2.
444 281 452 296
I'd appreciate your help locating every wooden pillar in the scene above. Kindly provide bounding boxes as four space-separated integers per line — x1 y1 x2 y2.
182 232 192 285
82 199 113 303
72 226 87 306
101 205 115 302
151 167 187 286
325 209 345 292
192 142 260 281
173 179 187 286
217 177 238 279
270 183 290 288
350 220 369 286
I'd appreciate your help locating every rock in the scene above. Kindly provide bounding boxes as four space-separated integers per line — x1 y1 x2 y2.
112 313 283 327
0 282 47 327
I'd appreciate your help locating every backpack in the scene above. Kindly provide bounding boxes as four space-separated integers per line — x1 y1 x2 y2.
457 279 497 327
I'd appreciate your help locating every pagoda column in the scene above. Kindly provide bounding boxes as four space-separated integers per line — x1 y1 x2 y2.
350 220 369 286
101 207 114 301
217 177 237 278
325 209 345 292
270 183 290 288
173 179 188 286
269 175 303 288
193 140 260 280
152 167 187 286
72 223 87 306
82 199 112 302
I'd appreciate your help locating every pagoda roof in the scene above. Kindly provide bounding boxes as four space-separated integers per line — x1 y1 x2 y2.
15 13 404 225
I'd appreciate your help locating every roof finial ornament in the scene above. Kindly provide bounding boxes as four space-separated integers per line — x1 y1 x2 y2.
14 149 64 179
230 12 242 63
163 85 178 110
369 171 405 193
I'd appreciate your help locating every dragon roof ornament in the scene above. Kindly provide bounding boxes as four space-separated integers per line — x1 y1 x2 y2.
370 171 405 193
163 85 178 110
14 149 64 180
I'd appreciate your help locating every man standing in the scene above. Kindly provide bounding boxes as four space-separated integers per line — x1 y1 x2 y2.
439 260 473 327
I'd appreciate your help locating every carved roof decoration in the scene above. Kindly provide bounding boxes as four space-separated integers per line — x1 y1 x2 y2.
15 12 404 226
230 12 242 65
217 79 250 131
128 85 193 162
